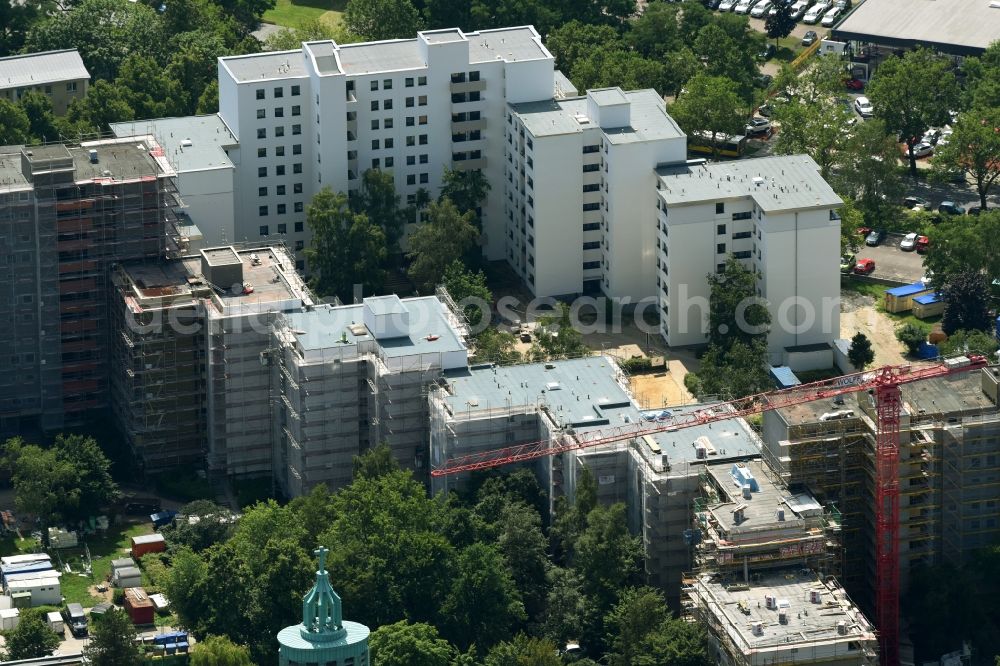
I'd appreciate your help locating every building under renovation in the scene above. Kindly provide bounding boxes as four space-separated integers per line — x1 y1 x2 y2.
762 365 1000 614
0 138 183 435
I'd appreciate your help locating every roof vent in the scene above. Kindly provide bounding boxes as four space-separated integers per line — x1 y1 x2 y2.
752 176 765 186
180 138 193 148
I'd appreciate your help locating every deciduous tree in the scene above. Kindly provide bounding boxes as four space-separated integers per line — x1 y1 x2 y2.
189 635 254 666
941 272 992 335
484 634 562 666
896 322 930 356
354 169 409 253
439 168 490 223
2 609 59 661
546 21 622 74
939 329 999 358
0 100 31 145
932 107 1000 210
370 621 457 666
669 75 746 159
83 608 142 666
407 199 479 292
707 257 770 351
837 119 904 226
443 260 492 328
18 91 59 143
764 3 795 47
344 0 423 41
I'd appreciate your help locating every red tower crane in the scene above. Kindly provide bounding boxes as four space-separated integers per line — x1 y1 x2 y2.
431 355 990 666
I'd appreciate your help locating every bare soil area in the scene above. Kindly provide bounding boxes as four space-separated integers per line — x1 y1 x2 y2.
840 291 907 368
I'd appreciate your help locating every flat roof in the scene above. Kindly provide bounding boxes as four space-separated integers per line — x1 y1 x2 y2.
657 155 842 213
589 87 629 106
71 139 168 182
422 28 466 44
886 282 932 297
705 459 807 530
833 0 1000 55
0 148 31 191
770 366 801 388
553 70 578 98
440 357 761 465
337 40 426 74
110 115 236 173
202 246 241 266
180 247 310 309
510 89 685 143
690 569 876 654
284 296 467 359
0 49 90 90
913 293 941 305
222 51 306 83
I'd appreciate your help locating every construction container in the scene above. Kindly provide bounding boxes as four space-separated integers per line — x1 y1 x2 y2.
0 608 19 630
113 566 142 588
111 557 137 573
130 533 166 558
912 292 945 319
46 611 64 634
884 282 933 313
124 587 155 625
7 574 61 606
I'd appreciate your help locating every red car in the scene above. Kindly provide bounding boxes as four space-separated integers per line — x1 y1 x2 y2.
854 258 876 275
845 78 865 91
858 226 872 238
916 236 930 254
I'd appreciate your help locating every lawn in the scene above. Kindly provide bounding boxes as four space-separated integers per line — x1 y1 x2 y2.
47 523 155 606
842 277 942 329
262 0 345 30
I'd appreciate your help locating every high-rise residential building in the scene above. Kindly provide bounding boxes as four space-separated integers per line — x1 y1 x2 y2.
0 138 182 435
655 155 843 360
0 50 90 115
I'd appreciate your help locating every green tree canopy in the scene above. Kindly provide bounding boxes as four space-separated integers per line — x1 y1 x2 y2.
83 608 142 666
670 75 746 159
941 272 993 335
344 0 423 41
707 257 771 351
370 621 457 666
685 339 771 400
2 608 59 661
0 99 31 145
189 635 254 666
18 90 59 143
764 2 795 45
407 198 479 292
353 169 409 253
443 260 492 328
483 634 562 666
939 329 999 358
866 48 960 175
604 587 669 666
847 332 875 371
836 119 904 227
896 322 931 356
932 106 1000 209
546 21 623 74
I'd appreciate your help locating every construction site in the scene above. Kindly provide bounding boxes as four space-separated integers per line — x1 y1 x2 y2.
0 137 184 435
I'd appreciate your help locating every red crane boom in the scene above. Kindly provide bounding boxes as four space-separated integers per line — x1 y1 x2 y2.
431 354 989 666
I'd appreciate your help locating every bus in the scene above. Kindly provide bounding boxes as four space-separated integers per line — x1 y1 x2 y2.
687 131 748 159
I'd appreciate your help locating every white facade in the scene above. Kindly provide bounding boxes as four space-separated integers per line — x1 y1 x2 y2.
505 88 687 298
655 155 843 357
217 26 557 272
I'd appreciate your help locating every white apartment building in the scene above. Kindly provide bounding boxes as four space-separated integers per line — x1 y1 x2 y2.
216 26 557 272
506 88 686 298
655 155 843 360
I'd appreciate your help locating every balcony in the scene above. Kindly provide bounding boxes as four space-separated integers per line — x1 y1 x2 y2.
452 118 487 133
452 158 487 171
450 79 486 94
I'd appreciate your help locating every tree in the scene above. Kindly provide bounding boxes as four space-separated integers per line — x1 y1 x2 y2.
570 48 668 98
471 328 521 364
439 168 490 223
71 80 135 131
692 20 760 102
932 107 1000 209
469 0 562 36
443 260 492 328
541 568 590 649
941 272 992 335
604 587 669 666
573 504 643 621
189 635 254 666
529 303 590 360
836 197 864 254
2 609 59 661
215 0 275 36
83 608 142 666
407 199 479 292
639 618 711 666
264 20 357 51
117 53 189 119
352 442 400 481
923 211 1000 287
939 329 1000 358
440 542 526 652
0 100 31 145
669 75 746 159
866 48 960 175
684 339 770 399
628 3 683 59
0 0 47 56
963 41 1000 109
764 3 795 47
847 332 875 371
546 21 622 74
161 500 235 552
837 119 904 226
707 257 770 351
343 0 423 41
354 169 408 254
423 0 473 31
896 322 930 356
305 187 387 301
370 621 456 666
18 91 59 143
483 634 562 666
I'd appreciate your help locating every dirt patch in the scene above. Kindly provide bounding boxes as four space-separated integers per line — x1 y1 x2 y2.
629 361 698 409
840 296 908 368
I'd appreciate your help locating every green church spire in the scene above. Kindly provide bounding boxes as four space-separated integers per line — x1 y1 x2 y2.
300 547 345 641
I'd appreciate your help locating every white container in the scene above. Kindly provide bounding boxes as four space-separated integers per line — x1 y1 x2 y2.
46 611 64 634
0 608 20 630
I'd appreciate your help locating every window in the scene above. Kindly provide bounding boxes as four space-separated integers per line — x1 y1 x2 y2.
583 222 601 231
257 108 266 119
257 128 266 139
383 78 392 90
418 95 427 106
583 203 600 211
418 115 428 125
716 203 725 214
717 243 726 254
291 85 300 96
258 166 267 177
733 250 752 259
583 261 601 270
278 223 287 234
385 138 394 149
371 100 379 111
583 241 601 250
583 184 600 192
275 107 284 118
385 118 393 129
372 139 380 150
732 211 752 221
276 146 285 157
292 124 302 135
407 174 416 185
294 183 303 194
406 155 416 166
384 99 393 110
291 105 300 116
386 156 394 167
406 136 415 147
733 231 752 239
293 144 301 155
276 165 285 176
419 154 428 164
258 186 267 196
469 70 480 81
405 77 414 87
406 97 415 108
583 145 599 154
406 116 415 127
294 221 304 232
275 126 284 137
294 202 304 212
419 173 428 184
296 259 305 271
451 72 466 83
293 163 302 174
256 89 265 100
259 226 269 239
274 86 283 98
469 91 480 102
418 76 427 85
717 224 726 235
257 147 267 158
295 240 304 250
419 134 428 145
582 164 599 173
259 206 268 216
370 80 378 91
717 263 726 273
277 185 286 195
66 82 77 92
372 158 381 169
371 119 380 130
277 204 286 214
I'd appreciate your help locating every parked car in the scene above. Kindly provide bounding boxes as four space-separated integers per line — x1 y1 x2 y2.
968 205 995 216
755 74 774 88
803 2 828 23
938 201 966 215
745 117 772 136
821 7 841 25
854 258 876 275
899 233 918 251
916 235 930 253
734 0 756 13
62 603 88 638
844 77 864 90
904 195 931 210
858 225 872 238
758 43 776 60
801 30 819 45
921 128 941 144
854 96 874 117
790 0 810 17
751 0 772 16
937 127 953 147
865 228 886 246
840 253 857 273
910 141 934 158
719 0 739 11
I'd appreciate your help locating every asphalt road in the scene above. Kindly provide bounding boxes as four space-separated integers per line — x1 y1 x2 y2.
853 232 927 283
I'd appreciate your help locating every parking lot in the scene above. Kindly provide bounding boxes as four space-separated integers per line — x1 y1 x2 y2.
853 232 927 283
